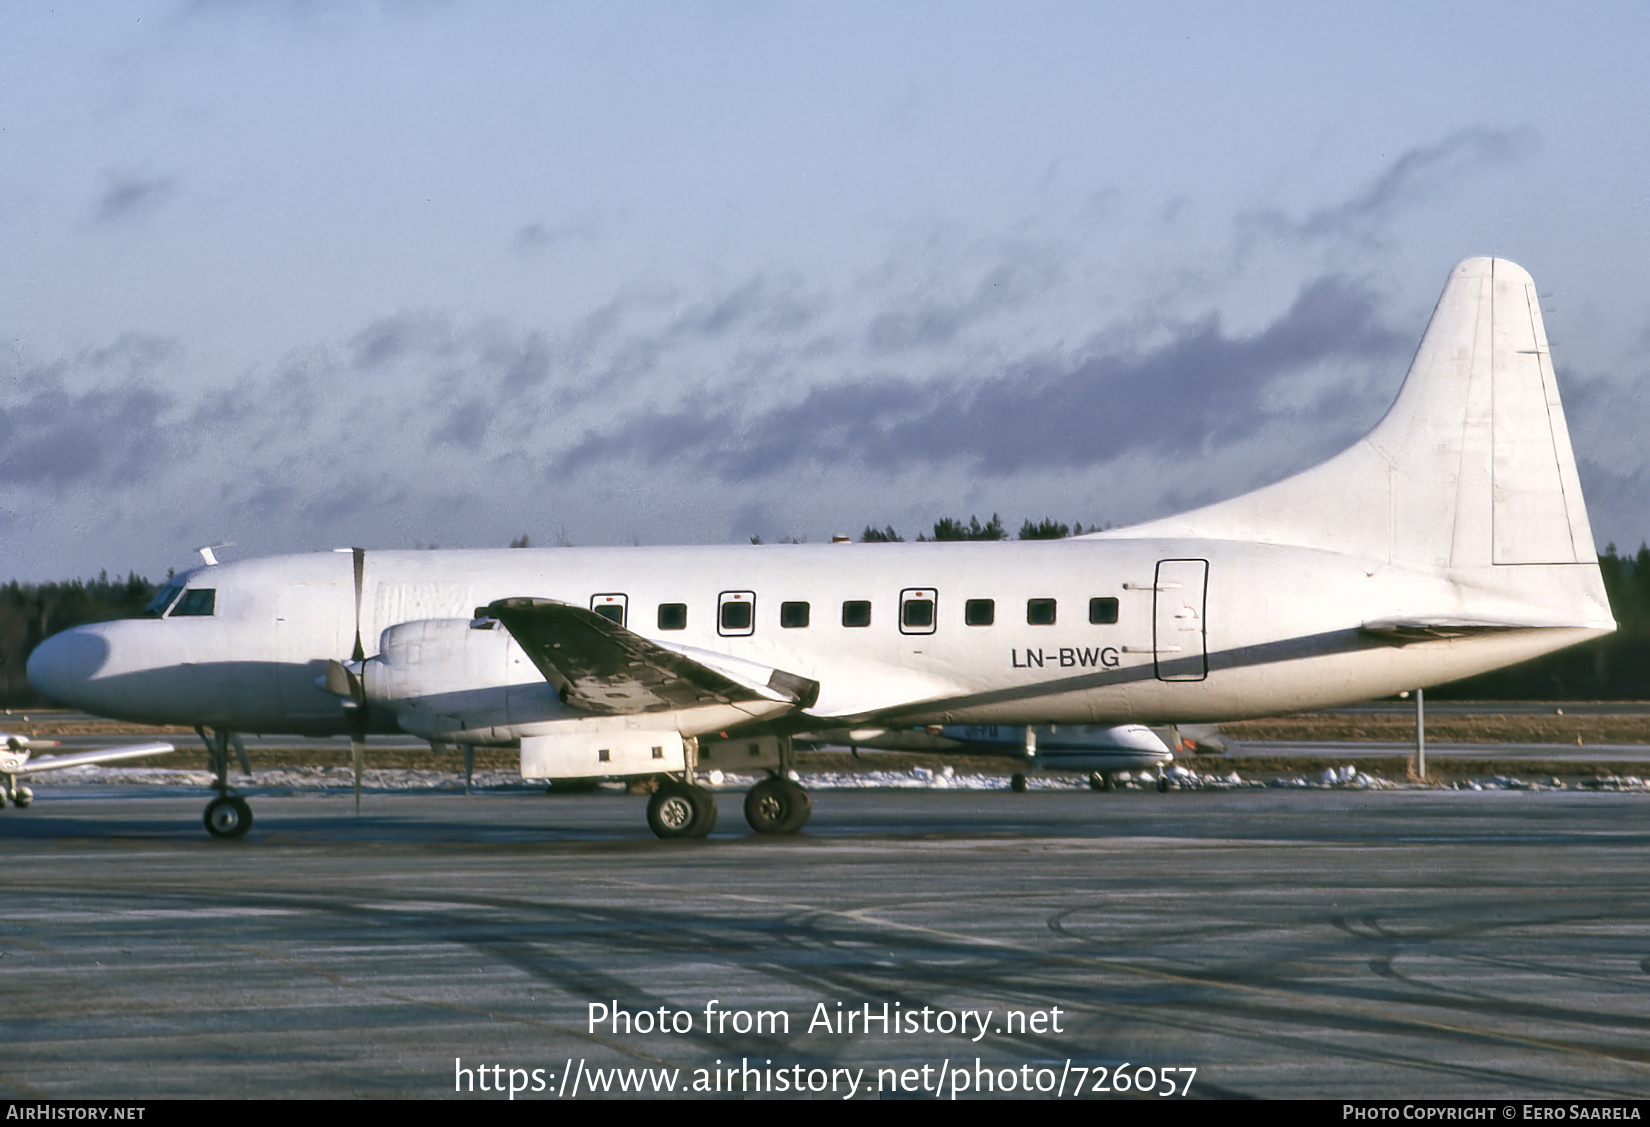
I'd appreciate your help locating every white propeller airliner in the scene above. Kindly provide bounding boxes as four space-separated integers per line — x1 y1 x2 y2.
26 258 1615 839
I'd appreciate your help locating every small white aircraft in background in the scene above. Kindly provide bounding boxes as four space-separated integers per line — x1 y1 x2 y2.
26 259 1616 840
803 723 1178 791
0 731 175 809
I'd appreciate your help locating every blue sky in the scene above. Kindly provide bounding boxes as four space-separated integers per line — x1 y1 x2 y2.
3 2 1648 579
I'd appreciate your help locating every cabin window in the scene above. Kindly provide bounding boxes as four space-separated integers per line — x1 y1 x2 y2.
780 601 810 628
900 588 937 635
1026 598 1057 626
718 591 755 636
144 584 184 618
841 600 872 627
590 593 627 627
1089 596 1119 625
657 603 687 630
964 598 995 626
171 588 216 617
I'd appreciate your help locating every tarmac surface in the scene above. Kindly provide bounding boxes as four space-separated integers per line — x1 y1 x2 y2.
3 785 1650 1100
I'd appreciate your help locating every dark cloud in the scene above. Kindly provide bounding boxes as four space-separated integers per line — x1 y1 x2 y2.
0 372 176 489
548 273 1406 482
866 255 1061 353
92 171 178 224
431 396 494 450
664 275 822 341
1243 127 1538 246
513 216 601 254
347 312 458 370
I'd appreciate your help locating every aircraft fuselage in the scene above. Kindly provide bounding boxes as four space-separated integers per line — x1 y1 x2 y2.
27 537 1610 742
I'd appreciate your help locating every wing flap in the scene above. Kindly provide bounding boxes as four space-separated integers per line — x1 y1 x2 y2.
484 598 819 716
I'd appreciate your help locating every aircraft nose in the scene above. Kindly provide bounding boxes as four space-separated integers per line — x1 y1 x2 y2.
26 626 112 706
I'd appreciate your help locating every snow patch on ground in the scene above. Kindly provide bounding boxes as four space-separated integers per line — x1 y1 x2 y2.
16 763 1650 796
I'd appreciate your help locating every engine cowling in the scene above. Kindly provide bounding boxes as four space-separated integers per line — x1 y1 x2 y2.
359 618 568 736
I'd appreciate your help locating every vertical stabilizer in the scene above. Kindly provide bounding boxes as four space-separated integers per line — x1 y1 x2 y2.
1103 258 1599 571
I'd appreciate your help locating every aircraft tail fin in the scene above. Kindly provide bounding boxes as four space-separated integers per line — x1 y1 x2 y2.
1105 257 1601 573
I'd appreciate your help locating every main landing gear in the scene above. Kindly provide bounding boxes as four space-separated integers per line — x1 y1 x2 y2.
644 735 813 839
197 726 253 839
0 777 32 808
743 735 810 835
743 776 810 833
647 781 718 839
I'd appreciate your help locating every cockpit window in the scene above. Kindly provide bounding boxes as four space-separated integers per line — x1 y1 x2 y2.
144 584 184 618
171 588 217 617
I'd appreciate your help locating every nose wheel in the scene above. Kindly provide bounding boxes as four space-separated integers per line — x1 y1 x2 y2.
204 795 253 838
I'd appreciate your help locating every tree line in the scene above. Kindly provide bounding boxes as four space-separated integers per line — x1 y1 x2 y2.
4 539 1648 706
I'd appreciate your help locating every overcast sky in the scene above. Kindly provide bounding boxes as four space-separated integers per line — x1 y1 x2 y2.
3 2 1648 580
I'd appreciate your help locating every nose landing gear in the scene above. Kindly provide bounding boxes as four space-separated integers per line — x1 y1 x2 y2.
197 727 253 839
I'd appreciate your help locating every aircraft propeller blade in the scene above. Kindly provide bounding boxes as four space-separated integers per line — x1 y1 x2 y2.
327 538 370 813
350 547 366 662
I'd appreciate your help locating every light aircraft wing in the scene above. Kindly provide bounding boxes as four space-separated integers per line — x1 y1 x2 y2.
2 735 175 776
484 598 820 716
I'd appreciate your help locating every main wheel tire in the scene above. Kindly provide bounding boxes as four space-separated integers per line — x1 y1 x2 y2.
775 780 811 833
648 782 717 839
1156 774 1170 793
12 787 30 808
204 795 252 839
744 777 811 834
1010 772 1027 793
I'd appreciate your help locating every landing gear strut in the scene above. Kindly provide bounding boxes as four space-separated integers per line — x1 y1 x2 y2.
197 726 253 839
1090 771 1114 792
743 735 811 834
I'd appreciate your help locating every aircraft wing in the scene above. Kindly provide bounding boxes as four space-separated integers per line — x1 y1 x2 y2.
2 740 175 776
484 598 820 716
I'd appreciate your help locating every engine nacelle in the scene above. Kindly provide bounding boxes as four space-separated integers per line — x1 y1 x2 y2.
360 618 567 736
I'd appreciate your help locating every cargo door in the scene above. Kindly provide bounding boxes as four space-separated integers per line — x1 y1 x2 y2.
1153 559 1208 682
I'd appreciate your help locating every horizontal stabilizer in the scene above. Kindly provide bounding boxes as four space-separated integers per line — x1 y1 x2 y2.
485 598 819 716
